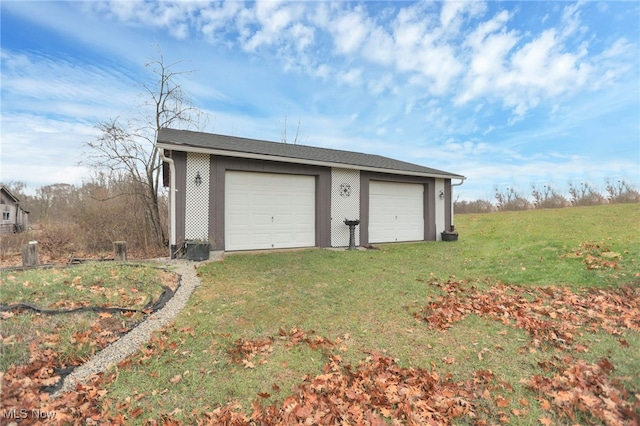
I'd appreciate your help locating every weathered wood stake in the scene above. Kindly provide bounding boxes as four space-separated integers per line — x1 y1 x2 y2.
22 241 39 267
113 241 127 261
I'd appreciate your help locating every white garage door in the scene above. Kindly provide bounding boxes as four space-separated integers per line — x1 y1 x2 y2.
369 181 424 243
225 171 315 251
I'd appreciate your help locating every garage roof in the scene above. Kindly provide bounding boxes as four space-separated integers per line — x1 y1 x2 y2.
157 128 465 179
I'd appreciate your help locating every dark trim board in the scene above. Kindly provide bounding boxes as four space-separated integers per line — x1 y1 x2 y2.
444 178 452 232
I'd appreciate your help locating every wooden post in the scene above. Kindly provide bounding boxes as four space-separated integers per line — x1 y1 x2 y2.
113 241 127 261
22 241 38 267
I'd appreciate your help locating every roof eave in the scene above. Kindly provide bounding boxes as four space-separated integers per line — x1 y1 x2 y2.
0 186 20 203
157 142 465 180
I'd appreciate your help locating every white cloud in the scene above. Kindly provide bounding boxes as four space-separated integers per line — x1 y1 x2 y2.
338 68 363 86
508 29 590 96
290 22 315 52
423 102 452 131
467 9 511 47
393 7 427 49
88 1 197 38
455 6 601 118
329 5 370 55
590 37 636 89
1 50 139 120
242 0 303 51
457 11 516 104
91 0 138 23
1 112 99 190
311 63 331 80
199 1 243 42
70 1 631 121
440 0 486 32
362 26 395 65
559 1 586 39
367 74 395 96
388 3 465 94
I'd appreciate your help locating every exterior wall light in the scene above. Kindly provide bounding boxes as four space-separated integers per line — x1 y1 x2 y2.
439 190 445 199
194 171 202 186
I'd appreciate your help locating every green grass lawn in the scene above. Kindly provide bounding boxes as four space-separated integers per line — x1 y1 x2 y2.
100 204 639 424
0 263 175 370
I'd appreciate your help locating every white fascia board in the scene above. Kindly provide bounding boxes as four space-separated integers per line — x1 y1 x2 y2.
156 143 465 180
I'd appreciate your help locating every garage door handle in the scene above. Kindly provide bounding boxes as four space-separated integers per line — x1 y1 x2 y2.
272 216 274 222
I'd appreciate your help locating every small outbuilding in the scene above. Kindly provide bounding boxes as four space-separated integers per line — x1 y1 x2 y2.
0 184 29 235
156 128 465 255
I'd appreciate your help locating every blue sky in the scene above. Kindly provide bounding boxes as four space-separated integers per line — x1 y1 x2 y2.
1 0 638 201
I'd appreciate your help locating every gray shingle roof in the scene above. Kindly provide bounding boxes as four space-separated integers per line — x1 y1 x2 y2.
157 128 464 179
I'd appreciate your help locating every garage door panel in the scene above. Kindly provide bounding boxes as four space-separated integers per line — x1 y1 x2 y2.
225 171 316 251
369 181 424 243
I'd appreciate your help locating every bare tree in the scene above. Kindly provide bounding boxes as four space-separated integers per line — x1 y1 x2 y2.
454 198 495 214
281 116 301 144
605 179 640 203
83 50 207 247
568 182 606 206
494 186 531 211
32 183 77 222
531 184 569 209
3 181 27 199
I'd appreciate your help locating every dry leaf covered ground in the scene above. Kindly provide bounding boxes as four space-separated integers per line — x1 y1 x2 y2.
1 204 639 425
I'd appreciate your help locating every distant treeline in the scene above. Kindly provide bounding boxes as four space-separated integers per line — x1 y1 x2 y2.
2 175 169 259
455 179 639 214
2 177 638 258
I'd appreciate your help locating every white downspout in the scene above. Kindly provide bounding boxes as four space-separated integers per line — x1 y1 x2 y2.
450 177 466 229
160 150 177 257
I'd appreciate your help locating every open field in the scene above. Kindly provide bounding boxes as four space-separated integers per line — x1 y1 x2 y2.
1 203 639 424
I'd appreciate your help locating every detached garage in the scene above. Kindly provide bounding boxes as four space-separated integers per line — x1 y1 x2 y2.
157 128 465 256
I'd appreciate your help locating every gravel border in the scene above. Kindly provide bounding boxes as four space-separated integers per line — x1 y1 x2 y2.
54 254 222 396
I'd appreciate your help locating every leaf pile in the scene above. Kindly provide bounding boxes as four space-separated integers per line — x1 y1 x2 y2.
1 311 133 388
417 280 640 349
227 327 337 369
526 356 639 425
0 340 117 425
0 264 178 423
228 336 274 369
417 279 640 425
279 326 336 352
562 240 622 270
203 352 476 425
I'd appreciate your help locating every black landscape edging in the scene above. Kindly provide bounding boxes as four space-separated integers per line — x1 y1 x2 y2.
0 285 175 316
2 266 182 395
